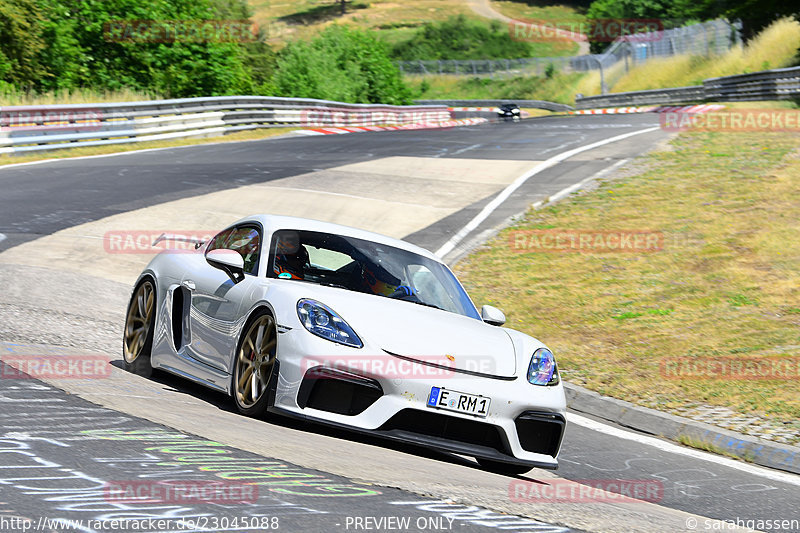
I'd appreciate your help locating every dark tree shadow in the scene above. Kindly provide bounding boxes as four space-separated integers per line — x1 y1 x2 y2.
503 0 592 13
278 1 369 25
127 366 543 479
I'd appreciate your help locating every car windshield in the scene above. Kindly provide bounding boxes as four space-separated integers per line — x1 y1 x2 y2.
268 229 481 320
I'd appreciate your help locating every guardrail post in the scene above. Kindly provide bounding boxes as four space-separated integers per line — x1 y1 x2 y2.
593 56 607 95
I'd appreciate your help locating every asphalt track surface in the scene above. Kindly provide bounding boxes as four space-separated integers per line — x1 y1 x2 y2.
1 115 659 254
1 114 798 532
0 359 581 533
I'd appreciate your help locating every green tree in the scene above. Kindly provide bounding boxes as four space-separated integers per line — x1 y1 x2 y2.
47 0 258 96
722 0 799 39
1 0 276 97
0 0 47 86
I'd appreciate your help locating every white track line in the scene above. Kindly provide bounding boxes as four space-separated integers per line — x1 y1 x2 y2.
0 134 303 173
537 157 629 208
0 233 6 244
568 412 800 486
434 127 659 257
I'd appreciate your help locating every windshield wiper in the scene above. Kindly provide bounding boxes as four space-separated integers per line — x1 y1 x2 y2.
316 281 350 290
407 300 445 311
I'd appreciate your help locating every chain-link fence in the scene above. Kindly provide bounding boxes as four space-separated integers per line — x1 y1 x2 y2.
396 56 572 77
397 19 741 79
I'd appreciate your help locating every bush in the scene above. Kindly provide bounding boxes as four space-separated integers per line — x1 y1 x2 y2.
273 25 411 104
392 15 533 60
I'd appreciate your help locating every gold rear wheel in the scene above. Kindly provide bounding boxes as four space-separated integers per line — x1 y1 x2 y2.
123 279 155 376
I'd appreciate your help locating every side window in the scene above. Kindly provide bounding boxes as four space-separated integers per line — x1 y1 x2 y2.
269 230 310 280
207 228 234 254
207 226 261 275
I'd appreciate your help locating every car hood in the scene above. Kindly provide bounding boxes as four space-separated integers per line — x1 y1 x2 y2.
306 289 518 378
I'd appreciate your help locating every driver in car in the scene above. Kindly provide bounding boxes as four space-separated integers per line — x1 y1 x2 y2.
273 231 309 280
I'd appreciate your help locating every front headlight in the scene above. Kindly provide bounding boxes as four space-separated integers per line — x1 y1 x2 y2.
297 299 362 348
527 347 558 385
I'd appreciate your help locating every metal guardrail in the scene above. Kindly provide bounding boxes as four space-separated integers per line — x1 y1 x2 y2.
415 99 573 112
575 86 706 108
575 66 800 109
0 96 452 154
704 66 800 101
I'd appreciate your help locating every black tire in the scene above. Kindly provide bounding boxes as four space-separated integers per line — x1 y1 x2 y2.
232 310 277 417
123 278 156 378
477 458 532 476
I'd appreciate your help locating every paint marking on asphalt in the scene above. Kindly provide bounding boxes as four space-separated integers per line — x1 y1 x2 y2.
253 185 439 210
0 233 6 244
568 412 800 487
434 127 660 258
450 143 483 156
0 134 302 173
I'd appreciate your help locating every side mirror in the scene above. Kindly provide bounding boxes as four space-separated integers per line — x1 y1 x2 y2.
206 249 245 283
481 305 505 326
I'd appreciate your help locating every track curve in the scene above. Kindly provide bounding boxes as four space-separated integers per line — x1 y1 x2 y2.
1 115 797 532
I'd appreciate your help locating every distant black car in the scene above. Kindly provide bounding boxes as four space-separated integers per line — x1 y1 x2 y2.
497 103 521 121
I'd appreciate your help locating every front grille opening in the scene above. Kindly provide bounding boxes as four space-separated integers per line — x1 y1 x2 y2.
379 409 507 453
515 411 565 457
297 366 383 416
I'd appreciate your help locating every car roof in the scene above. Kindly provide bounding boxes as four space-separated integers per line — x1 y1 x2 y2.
230 214 442 262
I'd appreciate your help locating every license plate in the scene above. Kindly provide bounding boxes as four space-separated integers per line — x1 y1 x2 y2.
427 387 490 418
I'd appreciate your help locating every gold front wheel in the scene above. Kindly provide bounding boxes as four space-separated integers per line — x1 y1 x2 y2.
233 312 277 416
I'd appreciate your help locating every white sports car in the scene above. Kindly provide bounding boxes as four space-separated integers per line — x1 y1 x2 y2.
123 215 566 474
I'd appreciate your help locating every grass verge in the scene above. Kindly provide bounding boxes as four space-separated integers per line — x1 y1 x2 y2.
455 129 800 427
250 0 578 55
580 17 800 96
490 0 587 26
0 128 295 167
0 87 161 105
251 0 474 46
